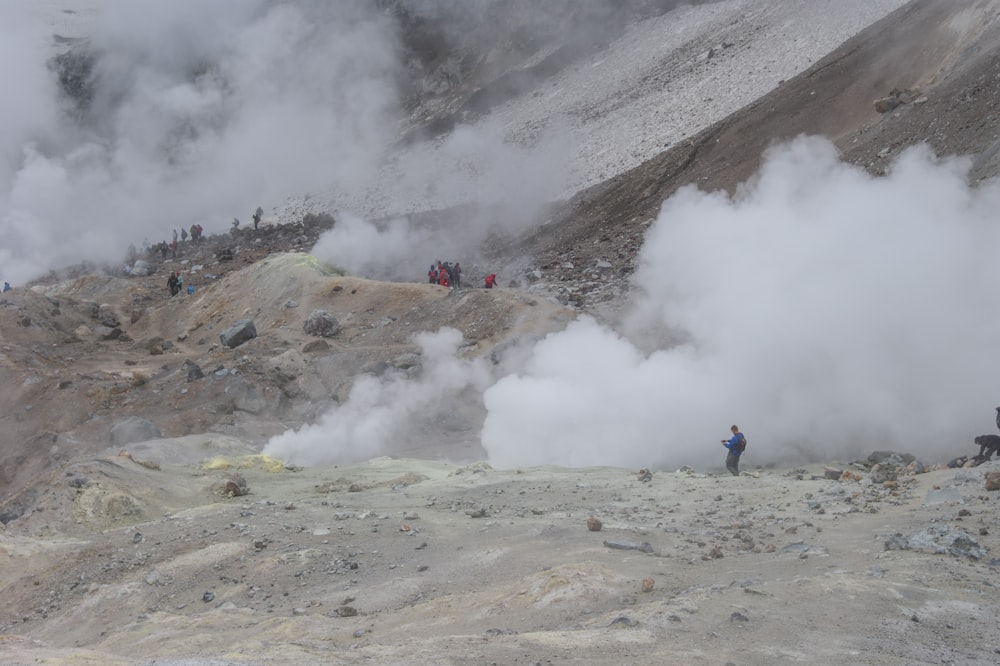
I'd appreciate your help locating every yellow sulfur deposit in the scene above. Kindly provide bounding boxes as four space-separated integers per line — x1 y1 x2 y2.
200 454 286 473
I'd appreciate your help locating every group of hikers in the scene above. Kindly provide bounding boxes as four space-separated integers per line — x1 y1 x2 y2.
426 261 497 289
166 271 193 297
428 261 462 288
144 223 205 261
233 206 264 233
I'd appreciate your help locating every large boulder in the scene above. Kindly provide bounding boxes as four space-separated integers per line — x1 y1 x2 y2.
220 319 257 348
131 260 154 277
303 310 340 338
110 417 162 447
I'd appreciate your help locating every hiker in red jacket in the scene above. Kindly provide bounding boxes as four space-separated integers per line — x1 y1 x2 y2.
484 273 497 288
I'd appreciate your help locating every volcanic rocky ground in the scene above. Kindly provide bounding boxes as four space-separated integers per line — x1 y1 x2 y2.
4 0 1000 663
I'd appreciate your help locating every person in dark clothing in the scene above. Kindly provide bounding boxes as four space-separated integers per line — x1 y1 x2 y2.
995 406 1000 432
452 262 462 288
167 272 179 296
253 206 263 230
428 264 438 284
721 425 745 476
973 434 1000 464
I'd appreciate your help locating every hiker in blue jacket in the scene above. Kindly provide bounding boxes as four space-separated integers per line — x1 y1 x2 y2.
721 424 745 476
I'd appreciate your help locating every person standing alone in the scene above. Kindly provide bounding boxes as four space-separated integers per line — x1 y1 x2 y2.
721 424 746 476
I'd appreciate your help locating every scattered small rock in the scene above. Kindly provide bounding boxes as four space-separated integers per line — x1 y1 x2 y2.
604 540 654 554
224 475 249 497
587 516 603 532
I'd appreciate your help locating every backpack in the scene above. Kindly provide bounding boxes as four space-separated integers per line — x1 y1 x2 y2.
737 435 747 454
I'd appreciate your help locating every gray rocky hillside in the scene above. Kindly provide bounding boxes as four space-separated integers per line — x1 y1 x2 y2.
4 2 1000 661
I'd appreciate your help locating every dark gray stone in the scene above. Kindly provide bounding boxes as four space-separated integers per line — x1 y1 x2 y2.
184 359 204 382
220 319 257 348
603 540 654 554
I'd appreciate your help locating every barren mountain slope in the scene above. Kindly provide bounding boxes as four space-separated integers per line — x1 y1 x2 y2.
507 0 1000 314
4 1 1000 664
0 246 574 518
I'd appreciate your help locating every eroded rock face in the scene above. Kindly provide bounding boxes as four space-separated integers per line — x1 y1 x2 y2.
220 319 257 348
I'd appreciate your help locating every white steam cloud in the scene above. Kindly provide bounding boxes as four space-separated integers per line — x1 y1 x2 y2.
311 121 570 280
482 137 1000 470
263 327 493 466
0 0 401 284
270 136 1000 470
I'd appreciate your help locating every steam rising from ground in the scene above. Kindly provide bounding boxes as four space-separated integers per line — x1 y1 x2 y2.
0 0 400 283
482 137 1000 469
310 121 570 280
268 137 1000 470
264 328 492 466
1 1 574 285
